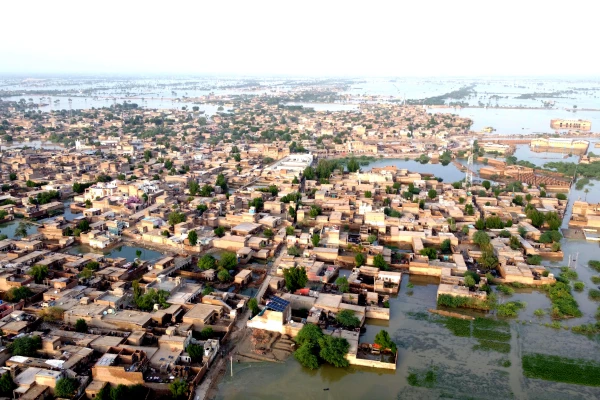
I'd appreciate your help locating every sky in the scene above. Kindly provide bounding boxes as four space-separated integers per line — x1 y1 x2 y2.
1 0 596 77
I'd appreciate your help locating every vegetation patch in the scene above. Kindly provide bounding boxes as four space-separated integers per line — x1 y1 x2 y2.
438 317 512 354
589 289 600 301
591 276 600 285
437 294 491 310
407 366 439 388
496 301 526 317
522 353 600 386
473 340 511 354
438 317 471 337
406 311 431 321
541 282 582 319
473 317 509 331
588 260 600 272
472 328 511 342
497 285 514 296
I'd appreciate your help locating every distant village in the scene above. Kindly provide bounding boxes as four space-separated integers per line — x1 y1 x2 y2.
0 94 595 400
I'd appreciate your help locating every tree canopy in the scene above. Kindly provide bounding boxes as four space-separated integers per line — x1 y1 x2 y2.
283 266 308 292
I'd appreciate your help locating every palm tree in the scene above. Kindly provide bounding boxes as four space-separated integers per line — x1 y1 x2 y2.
584 188 589 201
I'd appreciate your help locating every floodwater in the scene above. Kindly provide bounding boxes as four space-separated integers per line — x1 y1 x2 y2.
0 220 38 239
428 107 600 135
217 171 600 400
65 243 164 263
363 159 465 183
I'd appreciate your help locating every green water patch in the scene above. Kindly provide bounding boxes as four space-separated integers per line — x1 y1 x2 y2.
522 353 600 387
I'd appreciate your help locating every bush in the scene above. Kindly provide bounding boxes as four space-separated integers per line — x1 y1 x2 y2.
496 301 526 317
527 255 542 265
573 282 585 292
55 377 79 398
419 247 437 260
589 289 600 301
355 252 365 267
542 282 582 319
169 378 188 399
497 285 514 296
534 309 545 317
248 298 260 317
374 329 397 354
75 318 88 333
336 309 361 328
589 260 600 272
335 276 349 293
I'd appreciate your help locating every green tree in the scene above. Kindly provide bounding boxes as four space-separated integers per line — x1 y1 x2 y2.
309 205 321 218
311 233 320 247
347 158 360 173
189 180 200 196
318 335 350 368
187 230 198 246
215 173 228 192
0 372 16 396
199 184 213 197
9 335 42 356
248 298 260 316
27 264 48 284
285 226 295 236
473 231 491 246
40 306 64 322
169 378 188 399
75 318 88 333
440 239 452 254
214 226 225 237
475 218 485 230
219 252 237 270
485 216 504 229
187 343 204 362
374 329 397 354
527 209 545 228
373 254 389 270
336 309 360 328
482 180 491 190
420 248 437 260
428 189 437 199
294 341 320 370
55 377 79 398
263 228 274 239
14 222 31 239
296 323 324 346
283 266 308 292
355 253 366 267
364 190 372 198
6 286 32 302
464 275 476 288
217 268 231 282
335 276 349 293
168 211 186 226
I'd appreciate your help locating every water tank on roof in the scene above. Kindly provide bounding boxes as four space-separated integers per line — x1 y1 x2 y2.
249 207 256 215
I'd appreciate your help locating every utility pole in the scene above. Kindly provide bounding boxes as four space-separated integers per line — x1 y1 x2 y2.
230 355 233 377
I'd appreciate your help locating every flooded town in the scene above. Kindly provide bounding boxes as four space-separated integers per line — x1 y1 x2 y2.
1 2 600 400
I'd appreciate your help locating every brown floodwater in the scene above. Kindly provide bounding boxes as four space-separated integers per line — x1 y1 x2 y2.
216 183 600 400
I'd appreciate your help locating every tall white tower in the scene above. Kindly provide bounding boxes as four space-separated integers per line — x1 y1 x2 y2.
465 139 474 187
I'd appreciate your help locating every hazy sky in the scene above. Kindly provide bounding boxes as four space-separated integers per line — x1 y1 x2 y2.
1 0 595 77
